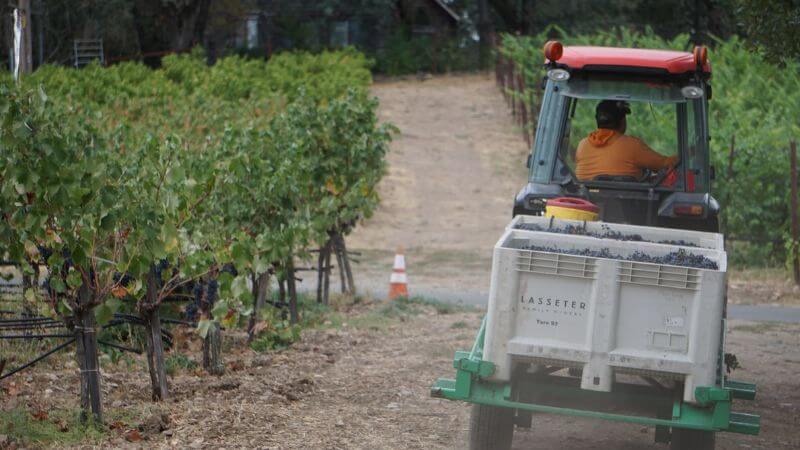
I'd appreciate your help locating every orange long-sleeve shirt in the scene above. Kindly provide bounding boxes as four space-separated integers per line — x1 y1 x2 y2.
575 129 678 181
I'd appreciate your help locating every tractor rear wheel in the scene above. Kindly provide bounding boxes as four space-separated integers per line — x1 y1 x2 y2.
670 428 715 450
469 404 514 450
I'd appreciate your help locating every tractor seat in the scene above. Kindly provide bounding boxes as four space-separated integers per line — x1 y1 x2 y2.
592 175 639 183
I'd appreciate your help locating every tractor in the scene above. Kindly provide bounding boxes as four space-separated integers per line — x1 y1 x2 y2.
512 42 719 232
431 42 760 450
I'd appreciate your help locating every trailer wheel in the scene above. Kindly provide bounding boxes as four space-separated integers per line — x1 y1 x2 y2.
670 428 715 450
469 404 514 450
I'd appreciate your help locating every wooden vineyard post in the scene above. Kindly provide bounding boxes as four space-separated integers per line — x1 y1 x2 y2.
330 230 355 295
76 281 102 422
338 232 355 295
248 272 259 338
334 234 347 294
278 275 286 304
21 271 33 318
247 271 270 341
316 242 328 303
286 258 299 324
75 317 89 416
141 266 168 400
143 308 168 401
323 244 332 305
198 275 224 376
791 140 799 285
202 321 224 375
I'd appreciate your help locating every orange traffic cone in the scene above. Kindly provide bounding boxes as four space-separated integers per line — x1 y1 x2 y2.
388 247 408 300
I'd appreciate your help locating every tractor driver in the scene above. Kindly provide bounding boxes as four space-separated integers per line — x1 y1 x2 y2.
575 100 678 181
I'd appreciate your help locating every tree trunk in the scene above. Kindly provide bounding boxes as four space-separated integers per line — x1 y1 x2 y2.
76 282 102 423
337 233 355 295
487 0 524 32
143 308 168 401
132 0 212 55
18 0 33 74
35 0 43 66
170 0 212 50
477 0 490 69
141 265 168 400
202 321 224 375
75 319 90 417
247 271 270 341
199 273 224 375
286 259 299 324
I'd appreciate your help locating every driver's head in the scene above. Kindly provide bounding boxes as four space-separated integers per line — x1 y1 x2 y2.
596 100 630 134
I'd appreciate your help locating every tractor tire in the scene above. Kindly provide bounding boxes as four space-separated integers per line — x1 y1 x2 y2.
469 404 514 450
670 428 716 450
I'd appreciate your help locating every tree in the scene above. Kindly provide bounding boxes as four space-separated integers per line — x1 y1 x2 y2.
131 0 213 53
737 0 800 63
484 0 737 41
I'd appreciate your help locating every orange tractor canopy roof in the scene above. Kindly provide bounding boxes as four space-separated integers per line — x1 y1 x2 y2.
554 46 711 75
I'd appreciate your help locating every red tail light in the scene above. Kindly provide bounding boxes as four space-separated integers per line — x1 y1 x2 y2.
674 204 704 216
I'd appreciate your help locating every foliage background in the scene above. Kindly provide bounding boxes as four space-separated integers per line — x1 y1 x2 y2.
7 0 797 75
0 48 392 328
501 28 800 267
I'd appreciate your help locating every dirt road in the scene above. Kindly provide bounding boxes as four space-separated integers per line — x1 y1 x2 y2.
2 300 795 450
343 73 529 298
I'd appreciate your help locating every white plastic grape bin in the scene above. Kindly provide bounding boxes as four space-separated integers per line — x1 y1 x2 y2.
484 215 727 403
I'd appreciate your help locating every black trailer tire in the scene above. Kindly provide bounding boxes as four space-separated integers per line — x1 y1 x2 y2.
670 428 716 450
469 404 514 450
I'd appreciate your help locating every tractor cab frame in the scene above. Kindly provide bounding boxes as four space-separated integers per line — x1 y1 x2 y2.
513 44 720 232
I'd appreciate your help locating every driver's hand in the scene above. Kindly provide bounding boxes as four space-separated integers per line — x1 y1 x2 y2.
666 155 680 168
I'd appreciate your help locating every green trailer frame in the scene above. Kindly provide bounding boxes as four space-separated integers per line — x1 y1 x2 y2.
431 318 760 437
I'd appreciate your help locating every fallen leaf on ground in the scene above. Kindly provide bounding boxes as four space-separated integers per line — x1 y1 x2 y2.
2 382 21 396
124 429 143 442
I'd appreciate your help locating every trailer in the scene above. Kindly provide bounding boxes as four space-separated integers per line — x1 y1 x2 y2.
432 216 758 449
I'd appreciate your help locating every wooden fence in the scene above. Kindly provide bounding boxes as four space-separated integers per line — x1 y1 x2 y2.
494 48 539 149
